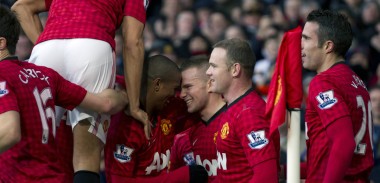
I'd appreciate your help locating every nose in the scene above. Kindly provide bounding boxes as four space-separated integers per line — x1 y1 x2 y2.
206 66 212 76
179 88 186 99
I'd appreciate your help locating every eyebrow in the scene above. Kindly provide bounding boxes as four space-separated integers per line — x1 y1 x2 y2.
182 82 193 87
209 62 216 67
302 34 310 39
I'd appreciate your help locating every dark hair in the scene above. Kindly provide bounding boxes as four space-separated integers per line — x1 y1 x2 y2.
147 54 180 82
213 38 256 79
0 5 20 54
180 55 209 81
306 9 353 57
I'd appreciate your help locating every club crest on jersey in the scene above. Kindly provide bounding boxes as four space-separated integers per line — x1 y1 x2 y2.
316 90 337 109
183 152 196 165
114 144 134 163
0 81 9 97
213 132 218 144
161 119 172 135
247 130 268 149
220 122 229 139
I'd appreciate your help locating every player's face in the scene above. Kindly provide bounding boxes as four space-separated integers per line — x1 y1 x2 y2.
157 74 181 111
206 48 232 94
301 22 324 72
180 67 209 113
370 89 380 123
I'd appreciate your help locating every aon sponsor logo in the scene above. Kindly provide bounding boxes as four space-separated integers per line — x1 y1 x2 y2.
194 152 227 176
145 150 170 175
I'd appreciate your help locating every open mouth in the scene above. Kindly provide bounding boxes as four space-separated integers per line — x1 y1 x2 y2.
185 99 192 106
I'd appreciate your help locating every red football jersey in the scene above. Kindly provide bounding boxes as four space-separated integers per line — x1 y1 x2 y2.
169 107 224 183
0 58 86 182
39 0 148 50
105 96 197 182
55 113 74 179
305 63 374 182
215 88 279 182
104 112 190 182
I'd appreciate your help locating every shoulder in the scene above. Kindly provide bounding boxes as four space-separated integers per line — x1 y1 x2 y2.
173 127 192 145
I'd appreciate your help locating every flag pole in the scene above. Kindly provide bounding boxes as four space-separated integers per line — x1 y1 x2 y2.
287 109 301 183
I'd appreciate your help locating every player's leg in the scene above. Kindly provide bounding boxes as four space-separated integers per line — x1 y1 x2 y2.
65 39 115 183
72 119 103 182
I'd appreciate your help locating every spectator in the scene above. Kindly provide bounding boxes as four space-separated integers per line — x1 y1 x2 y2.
369 85 380 182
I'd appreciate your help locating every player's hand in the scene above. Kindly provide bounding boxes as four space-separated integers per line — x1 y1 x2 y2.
129 107 151 140
189 165 208 183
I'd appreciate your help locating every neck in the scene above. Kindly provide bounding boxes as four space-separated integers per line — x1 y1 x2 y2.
317 54 344 73
0 50 11 60
223 79 252 105
200 95 225 121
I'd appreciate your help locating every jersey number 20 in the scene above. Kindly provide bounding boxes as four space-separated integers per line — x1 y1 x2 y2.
355 95 373 155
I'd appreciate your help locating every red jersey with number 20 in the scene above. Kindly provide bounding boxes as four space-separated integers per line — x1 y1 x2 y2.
305 63 374 182
0 58 86 183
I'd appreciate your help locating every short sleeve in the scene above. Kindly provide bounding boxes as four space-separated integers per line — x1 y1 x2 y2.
308 77 350 128
0 79 19 114
169 129 193 171
235 108 277 167
124 0 147 23
105 115 145 177
53 71 87 110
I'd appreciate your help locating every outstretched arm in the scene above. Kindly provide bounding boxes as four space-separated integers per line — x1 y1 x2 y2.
0 111 21 154
79 89 128 115
122 16 150 139
11 0 47 44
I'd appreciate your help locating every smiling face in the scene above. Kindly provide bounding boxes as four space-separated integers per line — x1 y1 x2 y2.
180 67 209 113
154 73 181 112
206 48 232 94
301 22 325 72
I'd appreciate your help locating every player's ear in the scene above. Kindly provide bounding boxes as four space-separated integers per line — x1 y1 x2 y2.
153 78 161 92
324 40 334 54
230 63 241 77
0 37 7 50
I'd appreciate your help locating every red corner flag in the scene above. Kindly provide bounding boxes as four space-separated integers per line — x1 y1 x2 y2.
265 26 303 136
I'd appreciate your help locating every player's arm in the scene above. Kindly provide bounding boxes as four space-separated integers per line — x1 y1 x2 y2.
168 130 193 171
324 116 355 183
238 109 279 182
79 89 128 115
121 15 150 139
0 111 21 154
11 0 47 44
252 159 278 182
53 70 127 115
